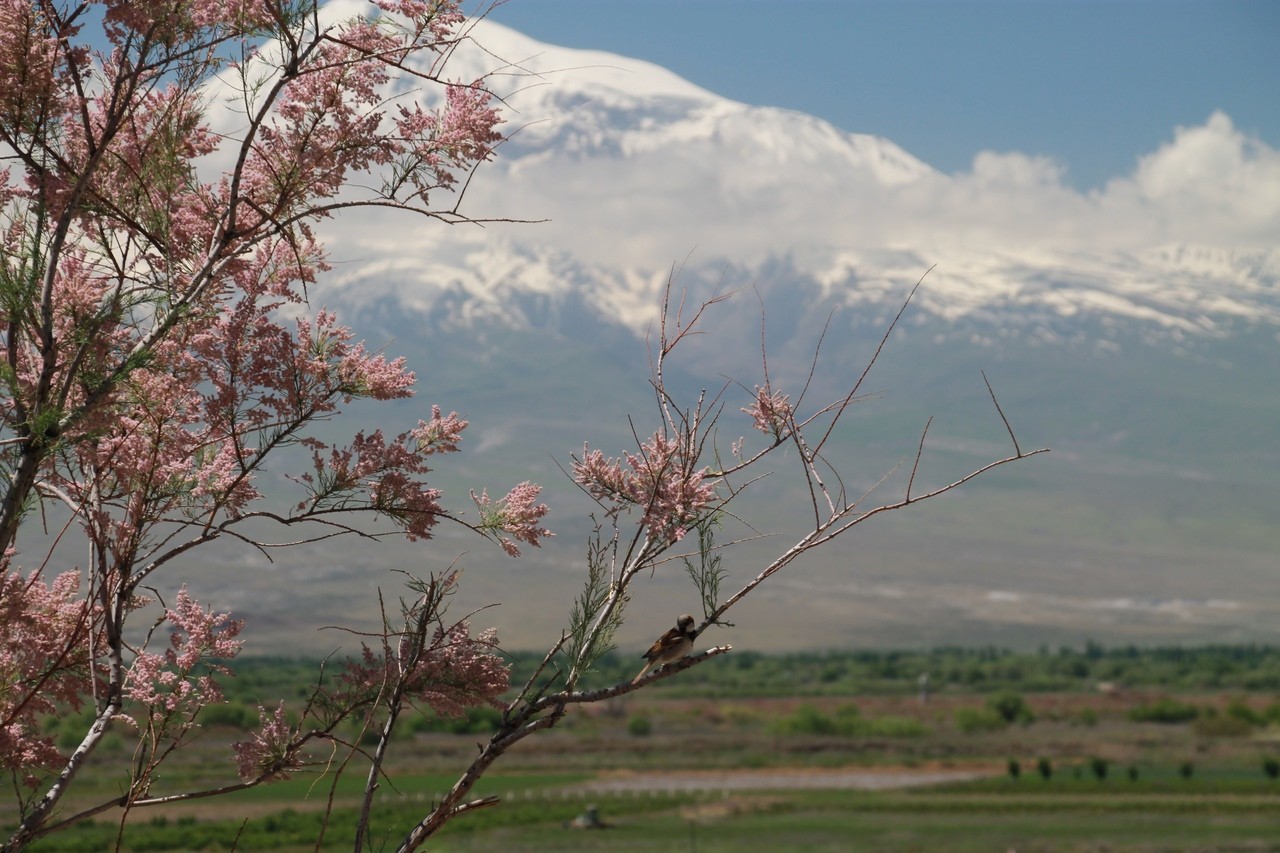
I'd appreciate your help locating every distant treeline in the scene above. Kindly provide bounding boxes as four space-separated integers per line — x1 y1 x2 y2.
531 642 1280 696
213 643 1280 710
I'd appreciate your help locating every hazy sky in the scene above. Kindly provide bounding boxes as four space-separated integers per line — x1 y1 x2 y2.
486 0 1280 191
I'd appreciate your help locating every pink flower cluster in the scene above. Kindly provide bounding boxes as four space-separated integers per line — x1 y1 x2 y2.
414 405 468 455
335 622 510 721
124 588 243 722
232 702 297 782
101 0 274 45
743 384 794 440
572 433 717 544
0 567 92 778
470 481 553 557
0 0 527 808
403 623 509 718
302 427 446 541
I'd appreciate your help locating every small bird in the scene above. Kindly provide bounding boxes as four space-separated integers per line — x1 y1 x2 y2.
632 614 698 683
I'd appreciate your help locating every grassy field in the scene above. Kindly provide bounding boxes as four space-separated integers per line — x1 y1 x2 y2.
16 680 1280 852
27 779 1280 851
11 647 1280 850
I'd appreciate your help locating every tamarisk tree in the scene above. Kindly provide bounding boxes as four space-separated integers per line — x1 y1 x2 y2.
0 0 549 848
0 0 1046 849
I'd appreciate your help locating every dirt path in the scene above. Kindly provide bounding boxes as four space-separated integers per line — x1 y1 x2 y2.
571 765 993 793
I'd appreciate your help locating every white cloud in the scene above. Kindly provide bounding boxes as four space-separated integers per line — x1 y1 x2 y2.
1094 111 1280 246
279 19 1280 329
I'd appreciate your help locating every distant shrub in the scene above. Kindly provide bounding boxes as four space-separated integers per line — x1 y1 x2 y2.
1225 698 1263 726
988 692 1034 725
859 716 928 737
1037 757 1053 781
1192 714 1253 738
197 702 258 730
1179 761 1195 780
719 704 761 726
410 706 502 735
954 707 1007 733
1007 759 1020 780
1090 757 1109 781
771 704 837 736
627 715 652 737
770 704 927 738
1128 698 1199 724
1263 758 1279 780
1072 708 1098 727
1127 765 1139 782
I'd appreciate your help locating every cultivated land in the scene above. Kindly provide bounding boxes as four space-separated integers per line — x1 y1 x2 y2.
13 647 1280 851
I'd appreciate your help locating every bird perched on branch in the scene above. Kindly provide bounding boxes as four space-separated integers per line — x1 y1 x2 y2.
633 614 697 683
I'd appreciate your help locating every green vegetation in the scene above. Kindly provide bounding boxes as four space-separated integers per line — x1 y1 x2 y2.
1129 698 1200 723
204 643 1280 709
769 704 928 738
503 641 1280 696
14 644 1280 851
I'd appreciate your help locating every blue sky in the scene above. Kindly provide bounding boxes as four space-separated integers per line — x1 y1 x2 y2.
486 0 1280 191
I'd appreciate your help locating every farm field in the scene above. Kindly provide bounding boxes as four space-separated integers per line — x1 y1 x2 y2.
12 646 1280 851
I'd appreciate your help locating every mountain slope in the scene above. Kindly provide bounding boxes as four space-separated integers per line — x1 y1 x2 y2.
193 10 1280 653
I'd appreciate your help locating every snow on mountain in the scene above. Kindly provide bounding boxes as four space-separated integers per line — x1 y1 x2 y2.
193 7 1280 649
304 13 1280 342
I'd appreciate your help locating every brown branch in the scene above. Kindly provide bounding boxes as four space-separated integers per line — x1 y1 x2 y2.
982 369 1023 457
905 416 932 502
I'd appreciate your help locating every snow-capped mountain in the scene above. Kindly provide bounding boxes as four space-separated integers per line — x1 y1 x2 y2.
205 9 1280 652
309 15 1280 344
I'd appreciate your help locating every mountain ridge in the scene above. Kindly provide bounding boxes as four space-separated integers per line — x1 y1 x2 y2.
185 7 1280 652
302 16 1280 342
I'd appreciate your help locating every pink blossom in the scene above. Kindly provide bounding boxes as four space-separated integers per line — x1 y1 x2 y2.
743 384 794 440
232 702 299 782
0 566 94 774
470 482 553 557
572 433 718 545
374 0 464 39
303 429 448 541
413 406 468 454
0 0 524 819
124 589 243 721
337 621 510 720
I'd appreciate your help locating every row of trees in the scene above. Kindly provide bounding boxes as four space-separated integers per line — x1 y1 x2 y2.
0 0 1041 849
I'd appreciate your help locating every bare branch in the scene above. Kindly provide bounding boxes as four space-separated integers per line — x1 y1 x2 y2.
982 369 1023 457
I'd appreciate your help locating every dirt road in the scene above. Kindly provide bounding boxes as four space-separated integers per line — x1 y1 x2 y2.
572 766 991 793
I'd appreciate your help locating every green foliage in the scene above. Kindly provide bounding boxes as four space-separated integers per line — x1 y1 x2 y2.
1090 757 1109 781
1129 698 1200 724
988 691 1034 725
1179 761 1195 780
769 704 927 738
1193 713 1254 738
1037 757 1053 781
1225 698 1264 726
409 706 503 735
626 714 652 737
497 642 1280 698
196 702 258 730
954 707 1008 733
772 705 836 736
1263 758 1279 780
682 515 729 622
565 525 625 678
1072 707 1099 727
1006 759 1020 780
